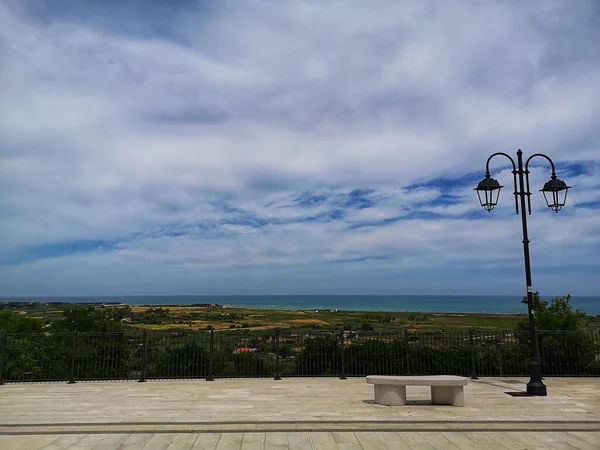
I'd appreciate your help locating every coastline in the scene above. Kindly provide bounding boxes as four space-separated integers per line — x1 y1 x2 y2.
2 293 599 315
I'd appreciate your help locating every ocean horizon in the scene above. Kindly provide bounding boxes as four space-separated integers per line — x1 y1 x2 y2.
2 294 599 315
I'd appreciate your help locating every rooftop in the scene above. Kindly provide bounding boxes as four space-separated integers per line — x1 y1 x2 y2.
1 377 599 449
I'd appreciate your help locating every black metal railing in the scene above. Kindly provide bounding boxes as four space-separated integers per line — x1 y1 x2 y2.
0 329 598 383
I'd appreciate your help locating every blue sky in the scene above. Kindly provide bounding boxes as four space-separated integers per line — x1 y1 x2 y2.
1 0 600 297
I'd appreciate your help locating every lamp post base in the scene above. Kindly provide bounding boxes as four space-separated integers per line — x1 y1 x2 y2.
526 357 547 396
526 380 547 396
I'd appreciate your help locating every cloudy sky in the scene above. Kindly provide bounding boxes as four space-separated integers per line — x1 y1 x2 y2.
1 0 599 297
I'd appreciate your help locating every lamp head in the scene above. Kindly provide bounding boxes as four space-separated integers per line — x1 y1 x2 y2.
475 175 504 212
540 176 570 213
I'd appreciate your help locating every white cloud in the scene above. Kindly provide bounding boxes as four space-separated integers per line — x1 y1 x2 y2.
1 0 599 296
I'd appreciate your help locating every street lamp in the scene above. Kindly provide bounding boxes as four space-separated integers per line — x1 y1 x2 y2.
474 149 571 396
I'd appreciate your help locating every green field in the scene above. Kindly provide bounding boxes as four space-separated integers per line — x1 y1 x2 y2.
2 302 524 331
4 301 598 332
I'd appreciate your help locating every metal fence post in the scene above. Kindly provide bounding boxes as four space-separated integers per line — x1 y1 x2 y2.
596 329 600 378
0 332 7 386
404 329 410 375
68 331 77 384
498 331 505 378
339 330 347 380
469 329 478 379
536 328 544 380
139 331 147 382
206 329 214 381
274 328 281 380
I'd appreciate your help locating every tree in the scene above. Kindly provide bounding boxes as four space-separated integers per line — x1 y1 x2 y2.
111 306 132 321
295 334 341 376
519 293 596 375
50 308 124 333
0 313 72 380
518 293 585 331
0 312 44 333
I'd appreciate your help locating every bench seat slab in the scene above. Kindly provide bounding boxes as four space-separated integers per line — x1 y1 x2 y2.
366 375 467 386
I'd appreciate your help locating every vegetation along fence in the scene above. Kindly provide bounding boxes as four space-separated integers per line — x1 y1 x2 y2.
0 329 599 384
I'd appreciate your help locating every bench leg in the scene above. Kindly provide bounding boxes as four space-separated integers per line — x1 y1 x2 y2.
431 386 464 407
374 384 407 406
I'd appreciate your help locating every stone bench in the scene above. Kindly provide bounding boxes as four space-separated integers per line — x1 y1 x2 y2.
366 375 468 407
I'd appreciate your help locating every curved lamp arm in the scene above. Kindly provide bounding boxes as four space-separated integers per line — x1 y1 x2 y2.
525 153 557 214
525 153 557 176
485 152 519 215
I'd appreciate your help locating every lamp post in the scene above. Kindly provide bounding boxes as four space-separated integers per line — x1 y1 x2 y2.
474 149 570 396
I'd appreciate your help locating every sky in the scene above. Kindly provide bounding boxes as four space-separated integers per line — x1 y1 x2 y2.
1 0 599 297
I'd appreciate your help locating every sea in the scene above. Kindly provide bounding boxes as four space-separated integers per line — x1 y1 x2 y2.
2 295 600 315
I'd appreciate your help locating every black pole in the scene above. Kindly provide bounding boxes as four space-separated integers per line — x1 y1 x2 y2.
0 332 6 385
69 331 77 384
469 329 478 380
206 329 214 381
274 328 281 380
339 330 347 380
516 149 547 396
139 330 147 383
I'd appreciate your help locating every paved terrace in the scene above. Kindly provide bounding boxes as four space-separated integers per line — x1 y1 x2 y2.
0 377 599 449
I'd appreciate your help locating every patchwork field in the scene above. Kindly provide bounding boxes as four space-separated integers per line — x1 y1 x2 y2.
7 301 599 332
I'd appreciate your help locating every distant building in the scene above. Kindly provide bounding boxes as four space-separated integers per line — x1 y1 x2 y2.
233 347 257 354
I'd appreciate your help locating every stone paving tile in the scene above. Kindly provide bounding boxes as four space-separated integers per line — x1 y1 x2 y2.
479 435 513 450
63 434 109 450
142 433 178 450
286 432 312 450
569 432 600 448
310 431 338 449
439 432 482 449
240 432 265 450
353 432 386 450
0 434 61 450
265 432 290 450
215 433 244 450
40 434 87 450
374 432 410 450
118 433 155 450
1 432 599 450
167 434 201 450
398 432 438 450
332 431 362 449
189 433 221 450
